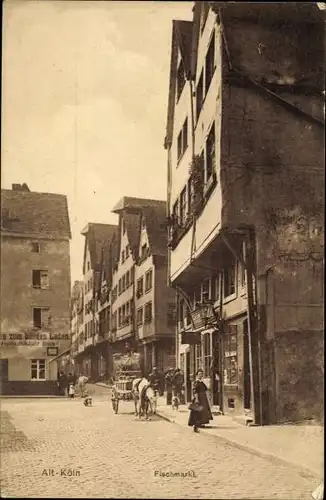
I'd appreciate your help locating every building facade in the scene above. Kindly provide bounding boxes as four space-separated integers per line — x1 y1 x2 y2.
73 223 117 380
165 2 324 424
0 183 71 395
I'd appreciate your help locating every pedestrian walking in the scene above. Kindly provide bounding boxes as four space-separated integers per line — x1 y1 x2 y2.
78 374 88 398
165 368 174 405
188 369 213 433
57 371 68 396
172 368 184 401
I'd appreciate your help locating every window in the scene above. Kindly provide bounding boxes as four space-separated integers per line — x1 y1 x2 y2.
137 307 143 325
137 277 144 297
31 359 45 380
201 278 211 302
196 71 204 120
122 275 126 292
33 307 50 328
167 303 176 327
213 274 220 303
205 33 215 93
126 270 130 288
180 187 187 225
224 257 236 298
32 242 40 253
224 325 238 385
203 332 212 377
177 59 186 100
141 244 147 259
195 343 202 373
172 200 179 225
177 118 188 161
118 279 122 295
125 245 129 259
145 269 153 292
206 123 216 181
187 176 194 213
32 270 49 288
118 307 122 328
144 302 152 323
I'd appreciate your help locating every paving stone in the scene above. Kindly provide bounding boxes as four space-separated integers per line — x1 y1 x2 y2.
0 389 320 499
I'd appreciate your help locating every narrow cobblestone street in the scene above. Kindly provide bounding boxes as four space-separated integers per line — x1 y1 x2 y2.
0 387 320 499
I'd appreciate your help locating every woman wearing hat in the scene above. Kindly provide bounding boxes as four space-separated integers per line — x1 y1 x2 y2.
188 368 213 432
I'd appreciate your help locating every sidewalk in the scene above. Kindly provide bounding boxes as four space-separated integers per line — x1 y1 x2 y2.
155 396 324 480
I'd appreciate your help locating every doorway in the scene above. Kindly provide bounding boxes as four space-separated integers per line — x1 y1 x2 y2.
243 319 251 410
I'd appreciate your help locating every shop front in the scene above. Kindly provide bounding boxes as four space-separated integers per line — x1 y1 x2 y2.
0 332 69 395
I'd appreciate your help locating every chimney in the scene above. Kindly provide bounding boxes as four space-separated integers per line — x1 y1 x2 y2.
12 183 30 192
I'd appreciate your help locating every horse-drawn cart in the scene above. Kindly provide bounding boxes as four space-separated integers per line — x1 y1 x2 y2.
111 352 141 414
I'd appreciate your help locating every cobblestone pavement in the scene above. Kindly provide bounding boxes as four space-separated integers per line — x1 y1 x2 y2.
0 387 320 499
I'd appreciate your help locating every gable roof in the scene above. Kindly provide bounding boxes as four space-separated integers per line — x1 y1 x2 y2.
164 19 194 149
141 204 168 258
81 223 118 273
1 188 71 239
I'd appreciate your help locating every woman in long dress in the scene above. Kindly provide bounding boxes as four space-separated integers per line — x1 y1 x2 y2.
188 369 213 433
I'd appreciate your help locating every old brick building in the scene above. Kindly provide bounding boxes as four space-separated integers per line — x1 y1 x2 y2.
0 183 71 395
165 2 324 424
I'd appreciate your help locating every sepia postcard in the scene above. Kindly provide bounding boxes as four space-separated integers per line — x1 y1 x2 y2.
1 1 324 499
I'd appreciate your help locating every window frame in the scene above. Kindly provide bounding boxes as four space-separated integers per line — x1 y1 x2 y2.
31 359 46 381
32 242 40 253
144 301 153 324
205 122 216 183
223 257 237 302
224 324 238 386
32 307 50 329
179 187 187 225
137 307 143 326
176 59 186 101
32 270 49 289
145 269 153 293
137 277 144 297
205 31 215 94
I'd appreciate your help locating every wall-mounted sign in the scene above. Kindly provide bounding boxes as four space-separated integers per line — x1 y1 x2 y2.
0 340 58 347
47 347 59 357
0 332 69 342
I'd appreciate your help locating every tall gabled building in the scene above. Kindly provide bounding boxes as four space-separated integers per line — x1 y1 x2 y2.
110 197 176 375
75 223 117 379
0 183 71 395
165 2 324 424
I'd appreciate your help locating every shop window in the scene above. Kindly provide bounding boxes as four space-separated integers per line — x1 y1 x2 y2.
137 307 143 325
32 270 49 288
32 242 40 253
33 307 50 329
31 359 45 380
224 325 238 385
144 302 152 323
145 269 153 292
223 258 236 299
136 277 144 298
205 32 215 93
195 343 202 373
203 332 212 377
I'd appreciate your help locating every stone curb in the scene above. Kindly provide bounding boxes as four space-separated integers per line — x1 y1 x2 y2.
155 409 321 480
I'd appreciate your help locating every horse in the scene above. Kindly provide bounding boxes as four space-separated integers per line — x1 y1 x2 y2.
132 378 157 419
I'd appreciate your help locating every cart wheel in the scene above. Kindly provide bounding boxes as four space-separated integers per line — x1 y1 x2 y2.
112 398 119 414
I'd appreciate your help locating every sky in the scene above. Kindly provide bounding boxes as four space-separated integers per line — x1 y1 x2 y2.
2 0 192 283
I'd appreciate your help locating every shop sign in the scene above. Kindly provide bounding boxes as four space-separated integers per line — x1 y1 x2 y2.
47 347 59 356
0 332 69 347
